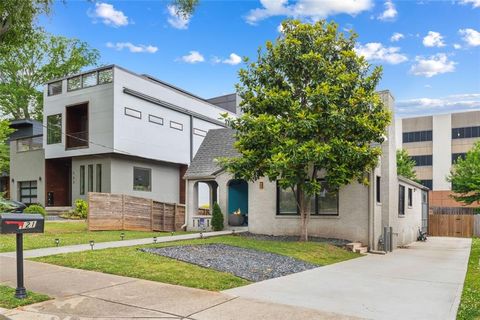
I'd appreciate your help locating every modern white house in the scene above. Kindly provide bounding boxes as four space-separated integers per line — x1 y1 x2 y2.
184 91 429 251
9 65 236 208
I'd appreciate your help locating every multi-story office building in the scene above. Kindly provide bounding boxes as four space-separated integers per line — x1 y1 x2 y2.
9 65 236 207
395 110 480 208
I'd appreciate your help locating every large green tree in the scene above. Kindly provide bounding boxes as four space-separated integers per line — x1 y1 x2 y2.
0 120 14 173
448 141 480 206
0 29 99 120
0 0 52 46
396 149 417 181
221 20 391 241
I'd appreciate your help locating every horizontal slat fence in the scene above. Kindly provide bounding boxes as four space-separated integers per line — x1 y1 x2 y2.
88 192 185 232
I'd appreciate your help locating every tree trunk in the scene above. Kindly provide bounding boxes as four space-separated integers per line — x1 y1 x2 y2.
298 186 310 242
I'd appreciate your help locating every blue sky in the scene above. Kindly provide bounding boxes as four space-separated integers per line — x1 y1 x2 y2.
40 0 480 117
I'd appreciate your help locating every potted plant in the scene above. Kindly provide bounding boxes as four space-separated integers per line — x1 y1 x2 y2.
228 208 245 226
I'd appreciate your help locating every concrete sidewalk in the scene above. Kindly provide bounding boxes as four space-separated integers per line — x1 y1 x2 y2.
0 229 246 259
225 237 472 320
0 256 356 320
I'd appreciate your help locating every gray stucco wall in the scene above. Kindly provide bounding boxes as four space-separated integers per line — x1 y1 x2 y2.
9 140 45 206
71 156 112 202
110 156 180 203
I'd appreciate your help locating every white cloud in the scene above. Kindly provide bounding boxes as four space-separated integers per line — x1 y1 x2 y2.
422 31 445 47
106 42 158 53
390 32 404 42
378 0 397 21
410 54 456 77
90 2 129 27
245 0 373 25
355 43 408 64
459 28 480 46
459 0 480 8
397 93 480 117
180 51 205 63
222 53 242 65
453 43 462 49
167 5 190 29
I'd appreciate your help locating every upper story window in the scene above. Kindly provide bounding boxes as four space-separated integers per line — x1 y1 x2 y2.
452 153 466 164
47 114 62 145
48 81 62 96
402 130 432 143
452 126 480 139
66 68 113 92
411 155 432 166
17 136 43 152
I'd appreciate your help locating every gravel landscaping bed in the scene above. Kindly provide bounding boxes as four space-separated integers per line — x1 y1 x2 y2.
141 244 318 282
239 232 350 247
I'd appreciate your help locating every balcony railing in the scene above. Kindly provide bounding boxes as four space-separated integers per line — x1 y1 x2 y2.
66 131 88 149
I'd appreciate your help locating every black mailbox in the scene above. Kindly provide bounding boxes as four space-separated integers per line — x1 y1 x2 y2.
0 213 45 299
0 214 45 234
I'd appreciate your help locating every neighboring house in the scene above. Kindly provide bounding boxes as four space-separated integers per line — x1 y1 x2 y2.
185 91 429 251
1 119 43 198
9 65 237 207
395 110 480 211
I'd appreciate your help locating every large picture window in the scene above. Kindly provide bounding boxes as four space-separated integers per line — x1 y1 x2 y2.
19 181 37 205
47 114 62 144
277 181 338 216
133 167 151 191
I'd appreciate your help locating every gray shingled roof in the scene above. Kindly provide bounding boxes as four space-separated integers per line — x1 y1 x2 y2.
184 128 240 179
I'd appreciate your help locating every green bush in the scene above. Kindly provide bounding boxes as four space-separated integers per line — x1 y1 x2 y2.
23 204 47 217
74 199 88 219
211 202 224 231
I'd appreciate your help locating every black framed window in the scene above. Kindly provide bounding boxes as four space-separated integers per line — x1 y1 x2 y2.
96 164 102 192
399 185 405 215
452 126 480 139
19 181 37 205
376 176 381 203
452 153 466 164
419 180 433 190
48 81 62 96
411 155 432 166
79 165 85 195
47 114 62 145
148 114 163 125
402 130 432 143
277 181 339 216
124 107 142 119
133 167 151 191
88 164 94 193
408 188 413 207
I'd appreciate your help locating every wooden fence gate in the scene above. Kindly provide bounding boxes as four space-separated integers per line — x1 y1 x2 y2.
428 214 474 238
88 192 185 232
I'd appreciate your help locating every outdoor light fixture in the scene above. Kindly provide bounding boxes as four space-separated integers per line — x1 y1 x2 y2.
153 236 157 244
200 232 203 239
232 229 236 235
120 232 125 240
55 238 59 247
89 240 94 250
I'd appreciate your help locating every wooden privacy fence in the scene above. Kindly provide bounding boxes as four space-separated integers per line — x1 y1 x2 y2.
428 214 479 238
88 192 185 232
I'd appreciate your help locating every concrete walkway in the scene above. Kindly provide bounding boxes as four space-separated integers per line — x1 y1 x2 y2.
0 229 247 259
0 256 355 320
225 237 472 320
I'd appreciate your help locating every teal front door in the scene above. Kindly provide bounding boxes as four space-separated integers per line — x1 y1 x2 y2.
228 180 248 215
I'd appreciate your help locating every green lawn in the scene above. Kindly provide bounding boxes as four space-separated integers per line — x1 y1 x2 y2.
33 235 360 291
0 221 189 253
0 285 50 309
457 237 480 320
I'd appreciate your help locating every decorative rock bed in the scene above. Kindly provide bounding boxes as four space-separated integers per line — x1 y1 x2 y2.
141 244 318 282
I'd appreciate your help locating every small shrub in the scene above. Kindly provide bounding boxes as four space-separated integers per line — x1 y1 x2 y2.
24 204 47 217
211 202 224 231
74 199 88 219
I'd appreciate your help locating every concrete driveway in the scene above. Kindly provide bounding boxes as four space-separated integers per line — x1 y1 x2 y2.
225 237 472 320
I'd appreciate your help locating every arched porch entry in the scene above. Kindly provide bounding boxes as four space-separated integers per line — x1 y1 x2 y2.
227 179 248 226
